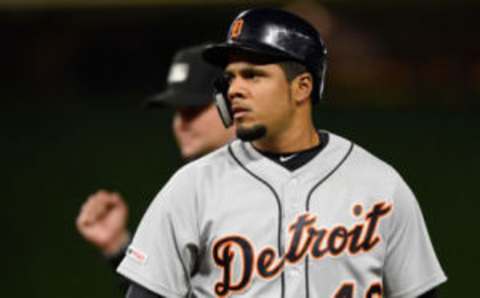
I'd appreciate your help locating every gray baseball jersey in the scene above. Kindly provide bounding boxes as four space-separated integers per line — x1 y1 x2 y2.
117 132 446 298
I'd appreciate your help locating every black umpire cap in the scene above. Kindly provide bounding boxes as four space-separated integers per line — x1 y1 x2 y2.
145 44 223 108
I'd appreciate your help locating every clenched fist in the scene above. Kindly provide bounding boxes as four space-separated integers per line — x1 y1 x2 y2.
76 190 130 255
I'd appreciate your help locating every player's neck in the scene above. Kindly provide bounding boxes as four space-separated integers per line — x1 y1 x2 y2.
252 121 319 154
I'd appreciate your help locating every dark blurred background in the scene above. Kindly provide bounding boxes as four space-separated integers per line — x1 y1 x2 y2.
1 0 478 297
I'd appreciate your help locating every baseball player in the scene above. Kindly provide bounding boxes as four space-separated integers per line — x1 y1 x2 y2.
118 8 447 298
75 44 234 292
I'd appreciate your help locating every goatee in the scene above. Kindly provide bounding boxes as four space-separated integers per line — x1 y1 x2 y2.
236 125 267 141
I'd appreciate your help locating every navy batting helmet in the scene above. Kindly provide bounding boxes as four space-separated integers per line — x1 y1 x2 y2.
203 8 327 127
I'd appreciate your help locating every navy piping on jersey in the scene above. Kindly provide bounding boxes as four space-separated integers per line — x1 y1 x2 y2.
304 142 354 298
228 145 286 298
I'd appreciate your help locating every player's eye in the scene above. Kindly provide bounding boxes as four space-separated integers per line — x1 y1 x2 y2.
223 73 233 84
242 69 259 80
241 68 268 82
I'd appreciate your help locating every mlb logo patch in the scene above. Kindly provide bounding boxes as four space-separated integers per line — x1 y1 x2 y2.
127 246 148 265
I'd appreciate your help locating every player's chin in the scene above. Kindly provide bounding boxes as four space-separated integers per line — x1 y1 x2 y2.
236 123 267 141
179 140 200 158
235 119 256 132
181 145 204 161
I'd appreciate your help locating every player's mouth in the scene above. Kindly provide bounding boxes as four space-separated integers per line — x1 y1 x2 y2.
232 105 250 119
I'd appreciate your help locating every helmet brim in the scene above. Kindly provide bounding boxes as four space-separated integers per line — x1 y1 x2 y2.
203 41 296 68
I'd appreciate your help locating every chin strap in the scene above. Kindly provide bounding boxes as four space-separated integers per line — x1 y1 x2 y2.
213 76 233 128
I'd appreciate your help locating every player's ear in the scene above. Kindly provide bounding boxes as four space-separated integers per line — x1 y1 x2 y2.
291 73 313 105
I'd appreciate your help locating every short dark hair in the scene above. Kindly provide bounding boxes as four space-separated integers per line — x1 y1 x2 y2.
278 61 309 82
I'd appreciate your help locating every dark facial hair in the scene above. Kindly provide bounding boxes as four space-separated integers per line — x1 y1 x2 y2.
236 124 267 141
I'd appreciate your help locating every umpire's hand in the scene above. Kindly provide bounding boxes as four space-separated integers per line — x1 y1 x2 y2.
76 190 129 256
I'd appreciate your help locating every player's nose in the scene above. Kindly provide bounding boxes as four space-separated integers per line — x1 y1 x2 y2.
227 77 248 102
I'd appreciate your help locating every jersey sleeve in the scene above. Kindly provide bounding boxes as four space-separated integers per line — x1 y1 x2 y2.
117 166 200 297
383 174 447 298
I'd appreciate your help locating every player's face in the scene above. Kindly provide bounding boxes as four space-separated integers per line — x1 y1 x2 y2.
173 103 233 160
225 60 294 141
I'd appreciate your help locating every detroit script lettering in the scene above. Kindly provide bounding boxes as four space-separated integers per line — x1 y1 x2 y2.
212 201 392 297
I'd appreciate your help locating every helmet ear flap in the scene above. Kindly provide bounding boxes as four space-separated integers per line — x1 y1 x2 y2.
213 77 233 128
318 59 327 101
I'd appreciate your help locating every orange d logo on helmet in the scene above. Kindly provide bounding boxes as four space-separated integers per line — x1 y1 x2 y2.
230 19 244 39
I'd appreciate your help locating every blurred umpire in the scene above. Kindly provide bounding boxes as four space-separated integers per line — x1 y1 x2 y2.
75 44 235 293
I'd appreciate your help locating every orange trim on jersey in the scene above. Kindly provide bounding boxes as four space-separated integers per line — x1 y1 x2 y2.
333 281 355 298
212 234 256 297
361 202 392 251
365 281 383 298
351 203 364 218
285 213 317 264
211 201 392 296
348 201 393 255
256 246 285 280
308 225 330 260
328 226 349 256
346 222 365 255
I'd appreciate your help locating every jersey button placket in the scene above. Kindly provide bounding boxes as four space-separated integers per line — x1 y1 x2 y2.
289 177 302 215
283 176 306 295
287 267 301 278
